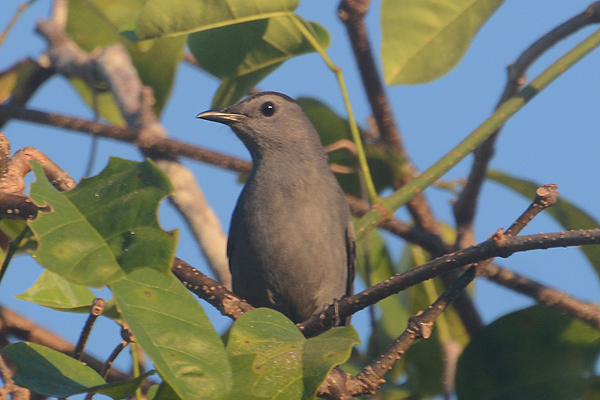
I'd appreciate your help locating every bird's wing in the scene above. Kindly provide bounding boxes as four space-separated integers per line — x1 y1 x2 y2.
345 220 356 297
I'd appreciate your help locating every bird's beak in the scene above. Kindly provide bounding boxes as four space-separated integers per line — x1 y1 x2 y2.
196 110 245 124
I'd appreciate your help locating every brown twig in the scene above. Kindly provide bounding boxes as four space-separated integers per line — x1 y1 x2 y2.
0 104 252 176
0 146 75 195
0 104 460 257
171 257 253 320
100 324 133 380
73 298 104 361
299 228 600 337
337 0 442 238
0 306 139 385
0 352 30 400
452 2 600 250
0 59 53 130
479 262 600 330
345 267 476 396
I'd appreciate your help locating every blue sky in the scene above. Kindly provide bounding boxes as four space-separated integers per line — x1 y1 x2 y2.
1 0 600 383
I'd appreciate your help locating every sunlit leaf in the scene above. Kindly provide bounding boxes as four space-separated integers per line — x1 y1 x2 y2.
381 0 505 84
15 270 96 312
66 0 185 124
225 308 359 400
111 268 231 400
120 0 299 41
28 158 177 288
189 17 329 108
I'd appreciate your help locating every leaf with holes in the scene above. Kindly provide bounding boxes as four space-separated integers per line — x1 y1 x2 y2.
28 158 177 288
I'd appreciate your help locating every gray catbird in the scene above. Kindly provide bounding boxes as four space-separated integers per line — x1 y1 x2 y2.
197 92 355 325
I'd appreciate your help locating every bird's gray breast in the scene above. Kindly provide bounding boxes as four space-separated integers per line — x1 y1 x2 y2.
227 166 350 323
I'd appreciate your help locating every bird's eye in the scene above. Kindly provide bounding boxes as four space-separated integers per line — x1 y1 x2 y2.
261 101 276 117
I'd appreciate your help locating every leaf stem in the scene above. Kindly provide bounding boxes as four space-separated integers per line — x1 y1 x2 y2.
355 25 600 240
0 226 29 287
131 343 142 400
288 13 378 203
0 0 38 50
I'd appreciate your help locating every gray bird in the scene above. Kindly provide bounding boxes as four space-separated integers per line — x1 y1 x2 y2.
197 92 355 325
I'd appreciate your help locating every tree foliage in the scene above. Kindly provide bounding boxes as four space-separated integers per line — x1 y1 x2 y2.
0 0 600 399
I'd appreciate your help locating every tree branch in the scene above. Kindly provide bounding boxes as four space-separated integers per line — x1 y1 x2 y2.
344 266 476 396
35 17 233 288
452 2 600 250
479 262 600 330
299 228 600 337
0 306 140 386
337 0 442 239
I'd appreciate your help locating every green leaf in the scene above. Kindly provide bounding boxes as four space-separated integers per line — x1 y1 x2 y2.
0 342 105 398
66 0 185 124
583 376 600 400
297 97 399 196
352 220 410 379
189 17 330 108
488 169 600 283
150 382 182 400
89 371 156 399
28 158 177 288
111 268 231 400
15 270 96 312
120 0 299 41
226 308 359 399
456 305 600 400
0 58 39 103
381 0 505 84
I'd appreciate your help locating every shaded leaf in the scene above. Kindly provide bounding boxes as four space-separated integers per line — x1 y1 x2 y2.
583 376 600 400
1 342 155 399
395 239 468 397
0 58 39 103
226 308 359 399
89 371 156 399
66 0 185 124
381 0 505 84
352 219 409 382
297 97 399 196
1 342 105 398
120 0 299 41
456 305 600 400
488 169 600 283
111 268 231 400
189 17 329 108
150 382 182 400
28 158 177 288
15 270 96 312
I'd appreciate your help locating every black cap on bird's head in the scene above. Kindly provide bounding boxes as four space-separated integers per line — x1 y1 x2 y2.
196 92 324 159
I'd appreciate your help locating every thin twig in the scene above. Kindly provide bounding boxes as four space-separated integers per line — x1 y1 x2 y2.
0 0 38 49
171 257 253 320
73 298 104 361
356 24 600 240
0 306 141 385
0 227 29 288
0 104 252 177
337 0 442 238
1 146 76 194
480 262 600 329
299 228 600 337
344 267 476 396
452 2 600 250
